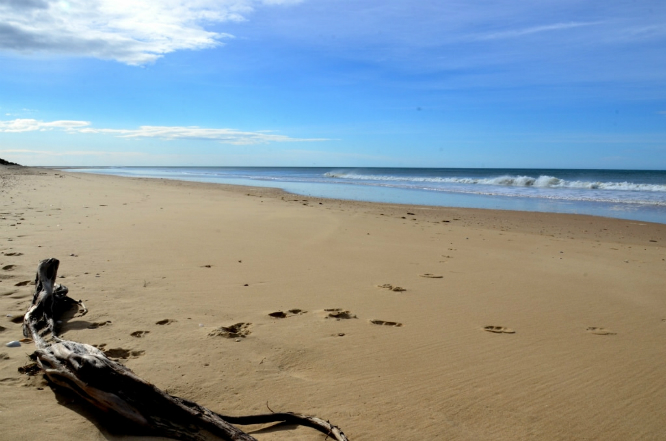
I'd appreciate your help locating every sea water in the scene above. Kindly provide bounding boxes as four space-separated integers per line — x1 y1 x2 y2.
60 167 666 224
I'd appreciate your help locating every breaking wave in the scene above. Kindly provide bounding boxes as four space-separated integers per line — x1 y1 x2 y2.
324 172 666 192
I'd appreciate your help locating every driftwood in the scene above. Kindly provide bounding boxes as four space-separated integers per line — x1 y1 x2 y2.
22 258 349 441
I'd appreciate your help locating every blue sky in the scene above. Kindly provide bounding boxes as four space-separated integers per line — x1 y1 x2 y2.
0 0 665 168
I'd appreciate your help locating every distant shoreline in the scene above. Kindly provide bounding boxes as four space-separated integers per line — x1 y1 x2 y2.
56 165 666 225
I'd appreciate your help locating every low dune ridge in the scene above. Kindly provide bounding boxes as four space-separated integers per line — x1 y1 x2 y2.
1 165 665 440
0 158 21 166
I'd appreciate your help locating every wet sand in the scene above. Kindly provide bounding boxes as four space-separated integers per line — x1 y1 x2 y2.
1 166 665 440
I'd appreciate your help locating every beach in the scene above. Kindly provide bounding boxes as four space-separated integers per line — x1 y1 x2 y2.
1 165 666 440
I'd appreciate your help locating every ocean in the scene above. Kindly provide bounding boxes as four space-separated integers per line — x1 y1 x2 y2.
60 167 666 224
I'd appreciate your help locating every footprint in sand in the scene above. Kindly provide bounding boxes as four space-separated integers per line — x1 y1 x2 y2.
2 265 17 271
377 284 406 292
0 325 6 332
3 252 23 256
324 309 357 319
14 280 32 287
586 327 616 335
87 321 111 329
155 319 176 325
370 319 403 327
268 309 307 319
0 352 9 360
419 273 443 278
103 348 145 359
483 326 515 334
208 323 252 339
130 331 150 338
9 315 24 324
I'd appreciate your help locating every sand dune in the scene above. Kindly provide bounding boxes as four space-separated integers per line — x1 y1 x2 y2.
1 166 665 440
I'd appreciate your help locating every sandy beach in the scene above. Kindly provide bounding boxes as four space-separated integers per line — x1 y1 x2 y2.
1 165 665 440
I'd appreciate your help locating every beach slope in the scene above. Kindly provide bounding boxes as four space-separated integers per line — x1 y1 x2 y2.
1 166 665 440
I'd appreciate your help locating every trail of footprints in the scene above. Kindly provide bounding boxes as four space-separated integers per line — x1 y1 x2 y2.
198 306 405 342
201 307 404 342
84 319 182 360
32 305 619 362
3 250 626 370
70 318 183 360
268 307 403 328
377 276 621 336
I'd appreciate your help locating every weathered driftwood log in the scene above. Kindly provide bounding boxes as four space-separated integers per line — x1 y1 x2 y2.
23 258 349 441
22 258 87 340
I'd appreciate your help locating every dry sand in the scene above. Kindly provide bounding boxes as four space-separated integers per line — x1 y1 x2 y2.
1 165 665 440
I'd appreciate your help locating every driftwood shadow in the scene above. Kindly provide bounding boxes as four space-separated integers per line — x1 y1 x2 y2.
247 422 301 435
48 380 154 440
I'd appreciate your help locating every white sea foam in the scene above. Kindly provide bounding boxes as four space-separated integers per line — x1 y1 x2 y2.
324 172 666 192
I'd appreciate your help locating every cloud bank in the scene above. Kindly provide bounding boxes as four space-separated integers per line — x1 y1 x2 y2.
0 118 326 145
0 0 301 65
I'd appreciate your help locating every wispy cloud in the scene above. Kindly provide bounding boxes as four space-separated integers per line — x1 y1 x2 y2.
0 0 303 65
469 21 601 41
0 148 145 156
0 118 90 132
619 25 666 41
78 126 327 144
0 118 327 144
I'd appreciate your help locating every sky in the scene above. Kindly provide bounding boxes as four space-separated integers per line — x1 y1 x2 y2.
0 0 665 169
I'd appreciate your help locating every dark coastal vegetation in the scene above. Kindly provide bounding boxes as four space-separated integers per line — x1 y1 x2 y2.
0 157 21 166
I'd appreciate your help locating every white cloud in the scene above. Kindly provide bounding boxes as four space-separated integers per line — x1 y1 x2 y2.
0 118 90 132
0 0 300 65
0 118 327 144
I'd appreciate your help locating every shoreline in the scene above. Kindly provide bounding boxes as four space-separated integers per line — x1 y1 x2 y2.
2 166 666 440
53 166 666 225
64 167 666 244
